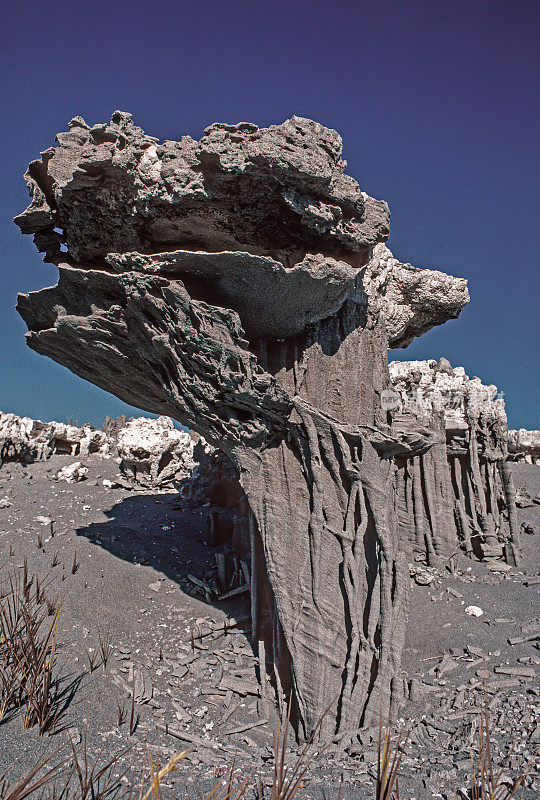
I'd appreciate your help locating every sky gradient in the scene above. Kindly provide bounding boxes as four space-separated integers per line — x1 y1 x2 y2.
1 0 538 429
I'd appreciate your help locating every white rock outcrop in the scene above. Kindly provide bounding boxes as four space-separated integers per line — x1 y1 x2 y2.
50 422 110 456
388 358 518 563
55 461 88 482
0 411 110 465
116 416 195 487
0 411 197 487
0 412 55 462
388 357 507 446
507 429 540 464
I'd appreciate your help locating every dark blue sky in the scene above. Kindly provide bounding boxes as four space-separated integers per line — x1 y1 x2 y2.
1 0 538 428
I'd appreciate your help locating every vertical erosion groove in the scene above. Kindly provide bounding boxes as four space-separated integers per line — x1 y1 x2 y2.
242 396 407 737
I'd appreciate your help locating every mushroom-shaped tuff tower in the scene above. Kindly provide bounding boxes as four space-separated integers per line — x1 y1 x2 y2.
15 113 471 738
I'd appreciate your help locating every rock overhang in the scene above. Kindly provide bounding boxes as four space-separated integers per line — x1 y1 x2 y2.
102 249 360 340
15 111 469 348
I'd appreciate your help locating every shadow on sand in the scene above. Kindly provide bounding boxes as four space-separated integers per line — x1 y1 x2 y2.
73 492 250 620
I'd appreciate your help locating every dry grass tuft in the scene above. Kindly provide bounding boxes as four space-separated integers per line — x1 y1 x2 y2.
191 764 254 800
142 750 190 800
270 695 335 800
0 566 65 733
453 682 537 800
85 646 99 674
0 745 68 800
129 686 139 736
97 630 112 671
376 717 408 800
116 696 128 727
66 726 133 800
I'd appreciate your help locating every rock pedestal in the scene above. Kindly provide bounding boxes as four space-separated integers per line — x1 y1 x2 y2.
15 112 500 737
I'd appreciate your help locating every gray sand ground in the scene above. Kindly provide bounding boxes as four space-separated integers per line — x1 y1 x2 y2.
0 455 538 798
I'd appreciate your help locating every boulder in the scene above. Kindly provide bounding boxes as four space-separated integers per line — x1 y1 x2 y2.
54 461 88 483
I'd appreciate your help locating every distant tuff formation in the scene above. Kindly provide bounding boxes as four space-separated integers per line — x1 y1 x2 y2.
507 428 540 464
388 359 520 564
13 112 521 738
0 412 110 462
0 412 196 487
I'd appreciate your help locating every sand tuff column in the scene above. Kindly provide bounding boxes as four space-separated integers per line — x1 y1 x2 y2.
15 112 470 737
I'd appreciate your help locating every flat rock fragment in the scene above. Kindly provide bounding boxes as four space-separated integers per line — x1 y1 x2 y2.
218 675 260 696
133 668 153 703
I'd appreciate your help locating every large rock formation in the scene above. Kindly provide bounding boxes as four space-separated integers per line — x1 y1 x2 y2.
15 112 489 738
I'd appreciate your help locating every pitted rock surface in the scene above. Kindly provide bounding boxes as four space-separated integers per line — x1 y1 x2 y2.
15 113 388 266
365 245 469 347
